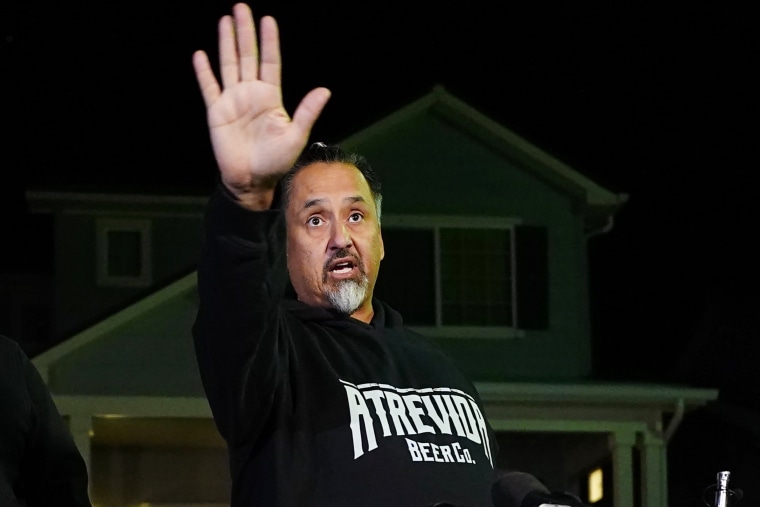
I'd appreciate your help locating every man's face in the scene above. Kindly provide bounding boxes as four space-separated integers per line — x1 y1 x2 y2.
285 162 384 319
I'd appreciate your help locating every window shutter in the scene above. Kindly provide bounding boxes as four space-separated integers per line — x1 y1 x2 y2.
374 228 436 325
515 225 548 330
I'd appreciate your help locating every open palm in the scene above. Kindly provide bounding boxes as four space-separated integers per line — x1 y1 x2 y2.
192 4 331 202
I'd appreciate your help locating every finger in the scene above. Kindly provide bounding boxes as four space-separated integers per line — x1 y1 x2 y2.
218 14 239 89
291 87 332 135
192 50 221 108
258 16 281 88
233 3 259 82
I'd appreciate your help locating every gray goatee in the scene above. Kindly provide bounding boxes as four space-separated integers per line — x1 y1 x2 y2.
327 277 368 315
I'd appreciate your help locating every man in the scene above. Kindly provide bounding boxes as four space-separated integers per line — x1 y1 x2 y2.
191 4 499 506
0 335 92 507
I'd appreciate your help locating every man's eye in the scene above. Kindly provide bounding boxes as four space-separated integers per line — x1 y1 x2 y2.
308 217 323 226
348 213 363 223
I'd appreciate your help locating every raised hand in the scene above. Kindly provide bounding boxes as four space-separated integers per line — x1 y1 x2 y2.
192 3 331 209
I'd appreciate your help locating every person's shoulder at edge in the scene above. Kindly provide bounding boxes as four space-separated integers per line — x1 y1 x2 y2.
0 334 25 366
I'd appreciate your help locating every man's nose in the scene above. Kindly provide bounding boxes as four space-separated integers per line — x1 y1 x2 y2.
329 223 352 249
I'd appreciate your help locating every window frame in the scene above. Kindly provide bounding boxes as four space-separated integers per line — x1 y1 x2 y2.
381 214 526 339
95 218 153 287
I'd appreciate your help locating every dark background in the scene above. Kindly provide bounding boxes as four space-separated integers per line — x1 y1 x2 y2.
2 2 757 380
2 1 759 502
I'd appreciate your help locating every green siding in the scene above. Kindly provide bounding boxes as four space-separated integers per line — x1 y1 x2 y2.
54 213 203 340
349 113 593 381
49 287 203 397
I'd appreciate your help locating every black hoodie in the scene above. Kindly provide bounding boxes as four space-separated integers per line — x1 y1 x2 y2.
193 186 499 507
0 335 91 507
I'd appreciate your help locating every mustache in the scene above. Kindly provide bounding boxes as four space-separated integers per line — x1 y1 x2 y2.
323 248 365 276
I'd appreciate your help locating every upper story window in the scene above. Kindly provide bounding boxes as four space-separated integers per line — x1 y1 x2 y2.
374 216 548 338
96 218 152 287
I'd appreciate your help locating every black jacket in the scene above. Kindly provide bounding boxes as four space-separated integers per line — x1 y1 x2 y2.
0 335 91 507
193 186 499 507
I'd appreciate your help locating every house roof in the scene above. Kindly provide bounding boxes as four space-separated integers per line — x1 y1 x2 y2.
33 272 204 398
342 85 629 235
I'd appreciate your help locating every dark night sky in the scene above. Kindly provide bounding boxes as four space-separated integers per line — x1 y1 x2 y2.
2 1 758 383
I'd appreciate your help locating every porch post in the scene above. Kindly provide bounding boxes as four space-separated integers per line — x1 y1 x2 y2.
637 430 668 507
609 431 636 507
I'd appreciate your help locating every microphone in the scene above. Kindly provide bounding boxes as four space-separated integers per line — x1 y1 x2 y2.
491 472 587 507
709 470 743 506
715 471 730 507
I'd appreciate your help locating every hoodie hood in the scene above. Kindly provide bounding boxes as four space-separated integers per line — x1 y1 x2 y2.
281 298 405 333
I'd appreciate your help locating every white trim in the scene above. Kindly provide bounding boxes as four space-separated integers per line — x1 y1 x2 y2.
475 382 719 405
33 273 197 372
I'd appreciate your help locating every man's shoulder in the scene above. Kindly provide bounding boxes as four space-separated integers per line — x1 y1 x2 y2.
0 335 24 361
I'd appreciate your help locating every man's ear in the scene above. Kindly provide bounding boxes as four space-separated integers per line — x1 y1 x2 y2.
379 229 385 261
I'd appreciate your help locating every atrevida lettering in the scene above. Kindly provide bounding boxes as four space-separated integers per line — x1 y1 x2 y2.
341 380 493 467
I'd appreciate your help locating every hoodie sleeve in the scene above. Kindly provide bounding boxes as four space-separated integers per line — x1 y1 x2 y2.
192 184 291 446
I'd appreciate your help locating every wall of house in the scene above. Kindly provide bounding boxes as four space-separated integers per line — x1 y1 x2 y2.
44 102 598 388
53 211 204 340
348 112 592 381
48 277 204 397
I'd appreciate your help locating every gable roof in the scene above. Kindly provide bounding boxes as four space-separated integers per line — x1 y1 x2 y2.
343 85 629 236
33 272 203 397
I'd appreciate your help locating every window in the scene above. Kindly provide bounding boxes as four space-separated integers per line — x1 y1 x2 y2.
374 216 547 337
440 227 512 326
96 219 152 287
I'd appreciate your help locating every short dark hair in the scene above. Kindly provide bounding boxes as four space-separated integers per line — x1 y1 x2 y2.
280 142 383 220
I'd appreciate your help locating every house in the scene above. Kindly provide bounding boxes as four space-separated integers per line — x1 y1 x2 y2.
28 86 717 507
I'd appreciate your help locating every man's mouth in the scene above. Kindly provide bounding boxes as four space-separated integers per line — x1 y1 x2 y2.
330 260 355 274
324 253 364 282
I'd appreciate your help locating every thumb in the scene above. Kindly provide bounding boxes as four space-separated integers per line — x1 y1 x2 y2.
291 87 332 135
